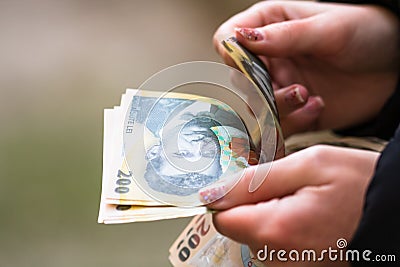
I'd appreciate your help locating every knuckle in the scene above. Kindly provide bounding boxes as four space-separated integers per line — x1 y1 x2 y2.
259 215 293 248
249 1 267 11
301 145 332 168
252 202 292 246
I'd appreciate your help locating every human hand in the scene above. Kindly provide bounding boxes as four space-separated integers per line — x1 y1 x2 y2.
199 145 379 266
215 1 399 136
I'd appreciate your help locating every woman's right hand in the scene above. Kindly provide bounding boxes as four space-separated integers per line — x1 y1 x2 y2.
215 1 399 136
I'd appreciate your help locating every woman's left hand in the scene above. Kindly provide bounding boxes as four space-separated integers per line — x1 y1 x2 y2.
200 145 379 266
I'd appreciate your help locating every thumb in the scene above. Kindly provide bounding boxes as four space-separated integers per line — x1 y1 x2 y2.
235 17 329 57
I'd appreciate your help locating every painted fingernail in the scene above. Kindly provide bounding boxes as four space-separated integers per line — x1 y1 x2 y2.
304 96 325 114
284 87 306 107
235 27 264 41
199 185 227 204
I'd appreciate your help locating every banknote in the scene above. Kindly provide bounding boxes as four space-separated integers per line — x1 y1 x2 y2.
100 90 162 206
169 213 264 267
222 37 278 119
99 203 206 224
285 130 387 154
122 89 262 207
98 102 176 224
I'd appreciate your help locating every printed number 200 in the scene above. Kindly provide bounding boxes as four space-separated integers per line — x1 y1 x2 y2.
114 169 132 194
178 215 210 262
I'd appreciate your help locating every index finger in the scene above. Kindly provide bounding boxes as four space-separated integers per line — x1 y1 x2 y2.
213 1 326 62
213 3 266 67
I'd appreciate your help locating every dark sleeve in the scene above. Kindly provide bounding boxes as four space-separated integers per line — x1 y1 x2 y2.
334 78 400 140
349 125 400 266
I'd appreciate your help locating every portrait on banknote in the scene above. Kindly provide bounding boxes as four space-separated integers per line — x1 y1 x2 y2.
123 93 257 199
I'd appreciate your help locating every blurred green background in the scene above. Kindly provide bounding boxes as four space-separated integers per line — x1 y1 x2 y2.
0 0 258 266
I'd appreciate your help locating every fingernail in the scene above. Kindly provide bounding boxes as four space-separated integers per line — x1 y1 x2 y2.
199 184 227 204
284 87 306 107
304 96 325 114
235 27 264 41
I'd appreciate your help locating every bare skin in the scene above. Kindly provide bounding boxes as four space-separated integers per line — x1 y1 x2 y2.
214 1 399 136
203 1 399 266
